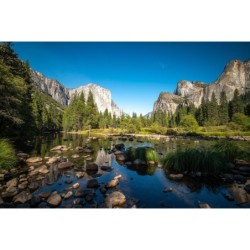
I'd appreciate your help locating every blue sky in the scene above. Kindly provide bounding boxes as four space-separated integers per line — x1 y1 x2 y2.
13 42 250 115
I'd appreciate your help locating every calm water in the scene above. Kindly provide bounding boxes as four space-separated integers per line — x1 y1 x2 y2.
13 133 250 208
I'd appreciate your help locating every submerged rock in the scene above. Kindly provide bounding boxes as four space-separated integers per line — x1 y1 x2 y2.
86 163 98 171
163 187 173 193
58 162 74 170
75 172 85 179
169 174 184 180
105 191 126 208
87 179 99 188
63 191 73 199
30 195 41 207
100 166 113 172
199 203 211 208
39 191 52 199
72 183 80 189
106 179 119 188
28 182 39 191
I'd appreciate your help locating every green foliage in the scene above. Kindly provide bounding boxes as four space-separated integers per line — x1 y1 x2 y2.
231 113 250 131
219 91 229 125
180 115 199 132
126 147 158 163
163 149 226 174
213 140 243 162
0 139 17 169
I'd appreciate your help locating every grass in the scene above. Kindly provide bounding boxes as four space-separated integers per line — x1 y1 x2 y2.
126 147 158 163
0 139 17 169
163 149 227 174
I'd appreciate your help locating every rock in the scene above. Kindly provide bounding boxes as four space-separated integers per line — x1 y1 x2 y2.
75 146 84 152
114 175 122 180
105 191 126 208
28 182 39 191
125 162 132 167
6 178 18 188
244 184 250 194
47 192 62 207
235 159 250 166
39 191 52 199
87 179 99 188
83 148 94 154
114 150 122 155
46 157 59 164
13 191 32 204
17 152 30 159
100 166 113 172
6 186 18 194
169 174 184 180
75 172 85 179
72 183 80 189
86 163 98 171
116 154 126 161
163 187 173 193
0 197 4 205
86 157 93 161
222 193 234 201
239 166 250 173
106 179 119 188
196 172 202 177
16 203 30 208
58 161 74 170
10 168 17 174
2 187 18 198
37 165 49 174
71 154 80 159
233 174 247 184
18 181 28 190
26 157 43 164
65 179 73 184
147 161 155 165
50 145 63 151
93 173 102 178
36 175 46 181
0 174 4 181
133 159 142 165
221 173 234 183
38 202 48 208
19 177 28 182
30 195 41 207
199 203 211 208
64 191 73 199
100 187 107 194
19 174 26 179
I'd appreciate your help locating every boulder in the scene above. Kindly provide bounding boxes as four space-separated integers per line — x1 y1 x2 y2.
6 178 18 188
106 179 119 188
47 192 62 207
18 181 28 190
116 154 126 161
64 191 73 199
28 182 39 191
244 184 250 194
87 179 99 188
58 162 74 170
114 175 122 180
169 174 184 180
37 165 49 174
13 191 31 204
50 145 63 151
86 163 98 171
2 187 18 198
0 197 4 205
30 195 41 207
39 191 52 199
72 183 80 189
105 191 126 208
26 157 43 164
75 189 94 198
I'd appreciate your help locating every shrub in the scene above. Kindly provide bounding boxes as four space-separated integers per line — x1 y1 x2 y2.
231 113 250 131
180 115 199 132
0 139 17 169
126 147 158 163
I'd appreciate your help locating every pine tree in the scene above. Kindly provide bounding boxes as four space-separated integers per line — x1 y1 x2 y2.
219 91 229 125
229 89 244 120
207 92 219 125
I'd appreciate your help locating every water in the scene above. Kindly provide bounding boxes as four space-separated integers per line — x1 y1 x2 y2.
12 133 250 208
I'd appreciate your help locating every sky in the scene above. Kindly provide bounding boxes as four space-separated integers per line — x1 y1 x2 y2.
13 42 250 115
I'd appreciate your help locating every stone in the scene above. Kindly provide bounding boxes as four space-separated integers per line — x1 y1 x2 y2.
235 159 250 166
199 203 211 208
105 191 126 208
65 179 72 184
28 182 39 191
71 154 80 159
0 174 4 181
0 197 4 205
38 202 48 208
47 192 62 207
100 166 113 172
26 157 43 164
13 191 32 204
6 178 18 188
16 203 30 208
30 195 41 207
37 165 49 174
86 157 93 161
39 191 52 199
163 187 173 193
6 186 18 194
114 175 122 180
75 146 84 152
46 157 59 164
83 148 93 154
169 174 184 180
87 179 99 188
114 150 122 155
50 145 63 151
222 193 234 201
72 183 80 189
36 175 46 181
147 161 155 165
233 174 247 184
64 191 73 199
100 187 107 194
18 181 28 190
239 166 250 173
86 163 98 171
106 179 119 188
17 152 30 159
116 154 126 161
75 172 85 179
125 162 132 167
58 162 74 170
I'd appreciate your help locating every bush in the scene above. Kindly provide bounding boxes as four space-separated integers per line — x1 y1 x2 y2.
231 113 250 131
180 115 199 132
126 147 158 163
0 139 17 169
163 149 226 174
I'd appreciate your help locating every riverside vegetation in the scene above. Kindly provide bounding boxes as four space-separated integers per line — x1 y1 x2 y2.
0 43 250 208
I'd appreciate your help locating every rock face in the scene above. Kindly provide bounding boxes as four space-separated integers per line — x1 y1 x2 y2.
153 59 250 114
30 70 121 116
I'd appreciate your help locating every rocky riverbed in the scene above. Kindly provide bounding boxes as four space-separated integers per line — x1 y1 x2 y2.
0 133 250 208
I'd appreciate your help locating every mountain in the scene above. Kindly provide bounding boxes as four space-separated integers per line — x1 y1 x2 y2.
153 59 250 114
30 69 121 116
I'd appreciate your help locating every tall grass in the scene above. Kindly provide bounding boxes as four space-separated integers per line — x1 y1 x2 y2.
126 147 158 162
163 149 226 174
0 139 17 169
